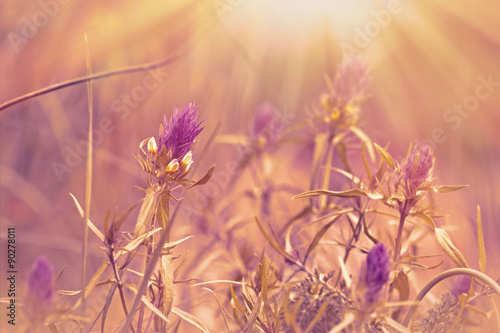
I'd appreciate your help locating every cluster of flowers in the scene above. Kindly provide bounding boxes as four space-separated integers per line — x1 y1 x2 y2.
20 56 499 333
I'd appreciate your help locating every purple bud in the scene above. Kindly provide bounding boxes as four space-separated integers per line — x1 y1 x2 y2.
27 256 54 304
251 102 280 140
158 102 204 160
401 145 433 195
451 276 473 299
363 243 390 305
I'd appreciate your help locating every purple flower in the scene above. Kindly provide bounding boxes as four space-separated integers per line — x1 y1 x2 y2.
251 102 280 138
362 243 390 305
158 102 203 160
332 55 370 105
27 256 54 304
401 145 433 197
451 276 473 299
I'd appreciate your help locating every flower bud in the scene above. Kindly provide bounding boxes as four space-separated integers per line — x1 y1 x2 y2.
148 137 158 157
165 159 179 173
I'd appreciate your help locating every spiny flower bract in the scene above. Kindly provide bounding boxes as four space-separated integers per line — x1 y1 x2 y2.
158 102 203 161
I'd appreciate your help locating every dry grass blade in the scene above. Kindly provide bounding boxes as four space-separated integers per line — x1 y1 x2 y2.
373 142 395 169
350 126 375 161
122 227 162 254
82 34 94 314
255 217 296 262
171 306 210 333
189 164 216 188
71 262 108 311
292 188 382 200
432 185 468 193
141 295 170 324
435 228 468 268
415 212 436 230
69 193 104 242
476 206 486 273
304 215 342 263
241 294 263 333
203 288 231 333
134 187 160 238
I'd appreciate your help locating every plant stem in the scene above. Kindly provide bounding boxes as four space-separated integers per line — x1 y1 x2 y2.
108 252 136 333
0 55 178 113
393 208 408 264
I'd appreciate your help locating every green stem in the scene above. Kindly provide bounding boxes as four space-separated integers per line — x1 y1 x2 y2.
402 268 500 327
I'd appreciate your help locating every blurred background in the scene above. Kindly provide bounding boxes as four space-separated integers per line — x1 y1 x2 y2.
0 0 499 330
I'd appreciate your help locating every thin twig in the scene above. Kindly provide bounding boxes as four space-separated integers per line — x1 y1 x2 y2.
108 251 136 333
0 54 178 113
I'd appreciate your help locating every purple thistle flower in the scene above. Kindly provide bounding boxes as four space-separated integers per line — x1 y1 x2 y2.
401 145 433 196
363 243 390 305
332 55 370 105
27 256 54 304
158 102 203 160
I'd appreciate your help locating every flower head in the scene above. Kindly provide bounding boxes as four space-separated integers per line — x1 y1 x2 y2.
25 256 55 325
332 55 370 106
158 102 203 161
28 256 54 304
355 243 390 312
320 55 370 127
138 102 205 185
363 243 390 305
400 145 434 198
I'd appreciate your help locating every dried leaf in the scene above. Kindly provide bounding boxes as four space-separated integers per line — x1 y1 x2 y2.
123 227 162 253
134 187 159 238
171 306 210 333
142 295 170 324
374 142 395 169
400 260 444 270
241 294 262 333
189 164 216 188
304 215 342 262
203 288 231 332
351 126 375 161
435 228 468 268
432 185 468 193
157 192 170 230
415 212 436 230
160 254 174 317
71 262 108 311
292 188 382 200
477 206 486 273
230 284 246 314
70 193 105 242
255 217 296 262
